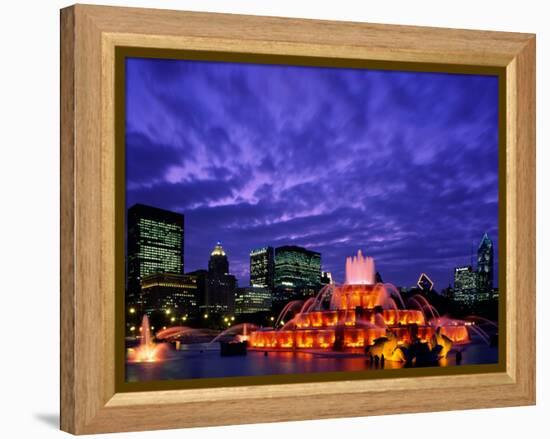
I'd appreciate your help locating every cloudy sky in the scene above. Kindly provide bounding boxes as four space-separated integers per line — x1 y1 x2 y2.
125 57 499 289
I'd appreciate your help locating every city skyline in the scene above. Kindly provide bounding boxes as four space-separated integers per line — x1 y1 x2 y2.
126 200 496 295
125 57 499 288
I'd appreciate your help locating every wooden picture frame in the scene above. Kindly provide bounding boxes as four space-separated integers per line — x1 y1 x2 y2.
60 4 536 434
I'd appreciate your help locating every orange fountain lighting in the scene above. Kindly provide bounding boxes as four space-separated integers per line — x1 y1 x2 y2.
128 315 165 363
249 250 478 360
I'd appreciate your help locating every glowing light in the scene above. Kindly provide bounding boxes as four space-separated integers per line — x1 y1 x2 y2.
203 314 209 319
345 250 375 285
129 307 136 314
165 309 171 315
211 242 226 256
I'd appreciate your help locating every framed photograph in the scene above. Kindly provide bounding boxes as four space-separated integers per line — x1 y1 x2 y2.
60 4 536 434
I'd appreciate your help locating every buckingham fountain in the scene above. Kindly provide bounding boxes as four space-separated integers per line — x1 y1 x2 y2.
248 250 471 362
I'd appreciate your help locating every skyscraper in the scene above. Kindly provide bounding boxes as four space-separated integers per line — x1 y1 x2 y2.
206 242 237 312
208 242 229 276
453 265 478 304
127 204 184 308
477 232 494 294
250 247 274 289
274 245 321 289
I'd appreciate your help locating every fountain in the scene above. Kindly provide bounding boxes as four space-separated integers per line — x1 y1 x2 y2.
127 315 165 363
207 323 259 356
249 250 478 361
156 326 217 341
209 323 259 344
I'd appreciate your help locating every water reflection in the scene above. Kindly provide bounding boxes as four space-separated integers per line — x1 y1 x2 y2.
126 340 497 382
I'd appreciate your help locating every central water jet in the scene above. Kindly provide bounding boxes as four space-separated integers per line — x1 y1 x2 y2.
345 249 375 285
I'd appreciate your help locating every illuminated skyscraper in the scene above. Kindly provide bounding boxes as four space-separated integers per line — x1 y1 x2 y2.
127 204 184 308
250 247 274 289
453 265 478 304
208 241 229 276
274 245 321 289
206 242 237 312
477 232 494 294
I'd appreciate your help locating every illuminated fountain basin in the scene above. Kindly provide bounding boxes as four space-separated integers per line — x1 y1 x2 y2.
249 250 472 357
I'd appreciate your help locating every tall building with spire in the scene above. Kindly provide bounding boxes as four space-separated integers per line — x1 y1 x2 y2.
206 242 237 312
454 233 496 304
477 233 494 294
209 242 229 276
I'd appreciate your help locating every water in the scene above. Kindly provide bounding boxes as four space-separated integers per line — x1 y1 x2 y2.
345 249 376 285
126 339 498 382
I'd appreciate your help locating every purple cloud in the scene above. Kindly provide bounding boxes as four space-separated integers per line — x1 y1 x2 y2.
125 57 499 289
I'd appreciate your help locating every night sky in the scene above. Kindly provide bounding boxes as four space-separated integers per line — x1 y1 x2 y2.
125 57 499 290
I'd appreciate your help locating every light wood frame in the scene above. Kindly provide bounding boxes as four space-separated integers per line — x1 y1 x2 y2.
60 4 536 434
